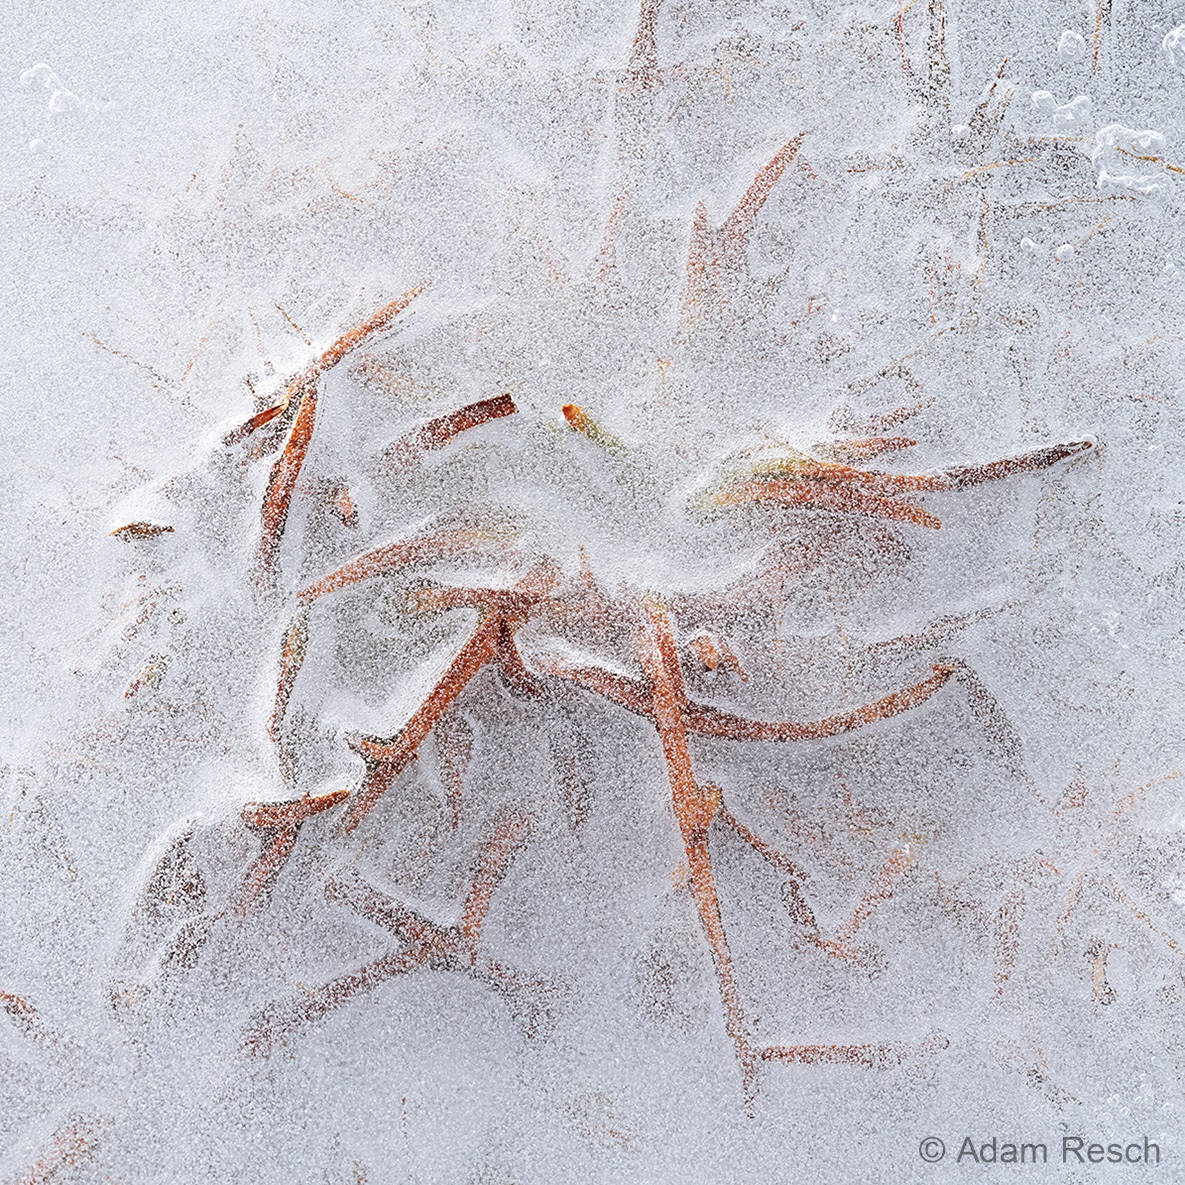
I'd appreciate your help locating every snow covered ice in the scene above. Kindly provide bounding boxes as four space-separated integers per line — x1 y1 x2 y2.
2 1 1183 1182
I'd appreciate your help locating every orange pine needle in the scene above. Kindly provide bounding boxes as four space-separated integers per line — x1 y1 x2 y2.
409 583 542 615
576 546 617 637
819 463 951 494
330 484 358 527
941 440 1094 488
110 522 174 541
461 811 531 956
561 403 629 457
1095 875 1183 955
232 789 351 915
717 808 816 935
529 653 657 717
241 787 351 832
834 395 929 436
327 870 445 950
296 526 501 604
267 609 311 751
495 616 542 697
946 660 1026 768
993 888 1025 997
255 380 319 588
833 844 916 946
627 0 663 89
255 288 424 587
760 1033 947 1068
864 607 1005 657
17 1117 102 1185
250 815 531 1052
232 827 299 916
222 401 286 447
533 655 954 743
245 948 430 1055
386 394 518 466
293 287 424 391
712 478 943 529
720 135 805 247
686 663 955 742
812 436 918 462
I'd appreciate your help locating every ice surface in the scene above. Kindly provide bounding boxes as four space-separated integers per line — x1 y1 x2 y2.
2 1 1183 1182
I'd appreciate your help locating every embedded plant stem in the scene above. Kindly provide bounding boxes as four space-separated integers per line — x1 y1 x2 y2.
940 440 1094 488
531 654 956 742
297 526 504 604
233 789 351 915
834 844 916 947
16 1116 102 1185
760 1034 948 1068
342 565 556 831
255 380 319 590
710 478 943 529
254 288 424 589
343 612 505 832
269 609 311 784
635 599 757 1104
247 813 530 1052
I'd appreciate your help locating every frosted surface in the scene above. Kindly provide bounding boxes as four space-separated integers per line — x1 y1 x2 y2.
3 1 1182 1181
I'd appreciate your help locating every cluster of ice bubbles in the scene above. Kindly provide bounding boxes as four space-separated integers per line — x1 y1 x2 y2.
19 61 79 152
1092 124 1175 197
1030 90 1092 130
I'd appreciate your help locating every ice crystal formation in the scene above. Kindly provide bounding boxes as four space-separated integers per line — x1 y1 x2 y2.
4 0 1183 1181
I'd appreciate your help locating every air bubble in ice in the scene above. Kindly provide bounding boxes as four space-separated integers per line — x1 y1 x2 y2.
1032 91 1092 128
1057 30 1086 61
1054 95 1091 128
48 89 80 113
20 62 59 89
1092 124 1170 195
1163 24 1185 71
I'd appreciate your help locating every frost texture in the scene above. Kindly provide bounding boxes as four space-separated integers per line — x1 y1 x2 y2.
3 1 1184 1182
